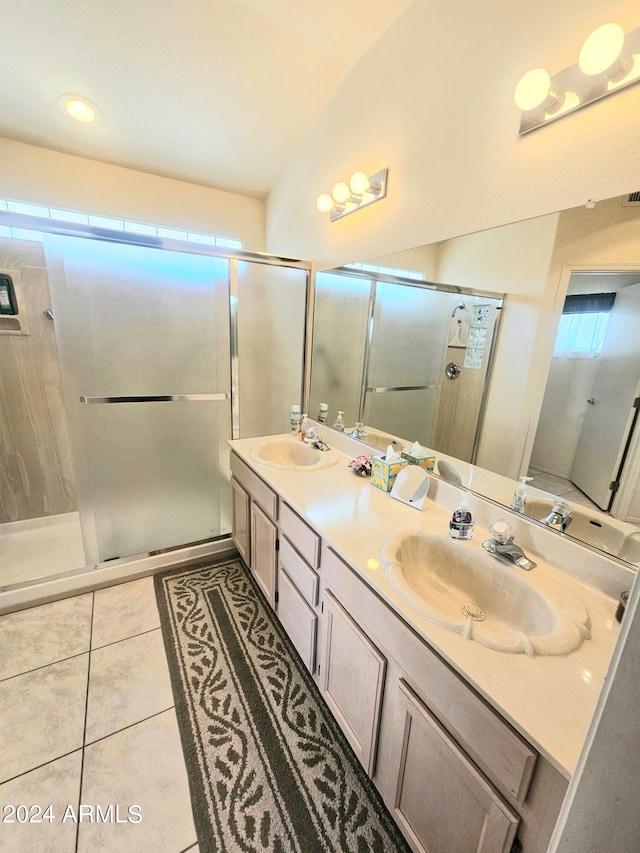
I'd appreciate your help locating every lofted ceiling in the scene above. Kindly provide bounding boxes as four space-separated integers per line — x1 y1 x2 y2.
0 0 413 198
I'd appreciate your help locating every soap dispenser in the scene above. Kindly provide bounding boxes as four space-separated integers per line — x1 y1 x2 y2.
299 414 312 441
510 476 533 513
332 411 345 432
450 497 474 540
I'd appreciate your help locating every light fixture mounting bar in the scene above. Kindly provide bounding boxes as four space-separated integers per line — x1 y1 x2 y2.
329 169 388 222
519 24 640 134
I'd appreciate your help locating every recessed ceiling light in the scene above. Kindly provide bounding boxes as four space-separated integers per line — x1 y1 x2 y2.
61 96 99 123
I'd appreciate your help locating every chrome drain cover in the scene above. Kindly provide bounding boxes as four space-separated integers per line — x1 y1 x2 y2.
461 603 486 621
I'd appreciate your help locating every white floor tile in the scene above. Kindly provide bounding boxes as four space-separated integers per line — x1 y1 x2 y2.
85 630 174 744
91 577 160 649
0 751 82 853
0 656 88 783
0 594 92 681
78 710 196 853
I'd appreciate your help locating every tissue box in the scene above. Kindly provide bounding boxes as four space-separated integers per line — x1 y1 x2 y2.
371 454 408 492
401 450 435 471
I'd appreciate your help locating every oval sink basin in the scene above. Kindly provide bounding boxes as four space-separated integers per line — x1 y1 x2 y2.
250 438 339 471
381 528 590 657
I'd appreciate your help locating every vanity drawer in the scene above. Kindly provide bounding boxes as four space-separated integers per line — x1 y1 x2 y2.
230 451 278 521
279 535 319 606
278 502 320 568
277 568 317 672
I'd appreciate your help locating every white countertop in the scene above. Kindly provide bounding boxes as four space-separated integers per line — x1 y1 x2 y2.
230 433 627 779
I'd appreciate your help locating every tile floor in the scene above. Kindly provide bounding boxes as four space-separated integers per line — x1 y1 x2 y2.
0 576 199 853
526 468 602 510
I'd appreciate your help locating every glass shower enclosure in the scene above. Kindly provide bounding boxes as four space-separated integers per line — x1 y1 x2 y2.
0 214 309 586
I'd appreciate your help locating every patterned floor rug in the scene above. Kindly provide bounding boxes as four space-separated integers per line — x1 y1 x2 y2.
154 556 411 853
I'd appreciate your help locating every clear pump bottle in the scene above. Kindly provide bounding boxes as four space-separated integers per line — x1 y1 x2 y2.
332 411 345 432
510 476 533 513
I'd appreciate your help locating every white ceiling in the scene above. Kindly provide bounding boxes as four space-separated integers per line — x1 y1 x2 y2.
0 0 413 198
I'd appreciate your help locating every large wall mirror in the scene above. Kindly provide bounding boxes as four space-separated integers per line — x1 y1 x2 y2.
307 192 640 568
309 270 503 463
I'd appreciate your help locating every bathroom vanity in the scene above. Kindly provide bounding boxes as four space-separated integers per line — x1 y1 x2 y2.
229 432 628 853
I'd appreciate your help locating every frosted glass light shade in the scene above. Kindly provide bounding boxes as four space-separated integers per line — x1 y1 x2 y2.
514 68 553 110
332 182 351 204
350 171 370 194
579 23 625 75
63 96 98 123
316 193 334 213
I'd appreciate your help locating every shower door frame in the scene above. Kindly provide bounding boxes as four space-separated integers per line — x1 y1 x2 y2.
305 266 504 463
0 211 312 588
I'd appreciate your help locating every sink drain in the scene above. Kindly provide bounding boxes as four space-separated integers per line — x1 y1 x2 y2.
461 603 486 621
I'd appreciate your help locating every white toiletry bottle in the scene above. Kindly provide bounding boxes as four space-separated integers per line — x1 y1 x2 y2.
510 476 533 513
332 411 345 432
299 414 311 440
318 402 328 423
450 498 475 540
290 404 301 434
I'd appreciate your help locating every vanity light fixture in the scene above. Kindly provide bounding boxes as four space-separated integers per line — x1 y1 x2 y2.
316 169 388 221
61 95 99 124
515 22 640 134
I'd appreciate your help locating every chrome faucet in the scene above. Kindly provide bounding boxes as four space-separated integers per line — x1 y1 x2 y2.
348 422 367 439
482 519 537 571
542 500 573 532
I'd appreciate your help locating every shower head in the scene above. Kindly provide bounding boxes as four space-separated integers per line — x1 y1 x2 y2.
451 303 466 318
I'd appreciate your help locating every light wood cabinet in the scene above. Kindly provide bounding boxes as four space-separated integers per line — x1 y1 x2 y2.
230 451 279 608
250 501 278 608
320 544 567 853
230 451 568 853
391 679 519 853
230 476 251 565
277 568 317 672
320 590 386 775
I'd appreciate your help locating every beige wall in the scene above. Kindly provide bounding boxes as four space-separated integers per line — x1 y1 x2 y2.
0 137 266 251
0 239 76 522
434 213 560 479
266 0 640 266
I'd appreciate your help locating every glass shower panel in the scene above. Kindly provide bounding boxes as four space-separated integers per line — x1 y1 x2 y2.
236 261 307 437
367 282 450 388
363 388 441 448
309 271 371 429
363 282 450 444
45 235 231 563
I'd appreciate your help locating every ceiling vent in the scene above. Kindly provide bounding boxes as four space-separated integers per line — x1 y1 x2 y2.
622 192 640 207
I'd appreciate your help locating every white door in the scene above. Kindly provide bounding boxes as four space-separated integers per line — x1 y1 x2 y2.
570 283 640 510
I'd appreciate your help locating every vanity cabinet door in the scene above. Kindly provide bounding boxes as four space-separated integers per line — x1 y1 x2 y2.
391 679 519 853
250 501 278 608
231 476 251 566
320 590 386 775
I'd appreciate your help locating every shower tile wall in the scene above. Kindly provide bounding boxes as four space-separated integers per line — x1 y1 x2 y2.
0 238 76 522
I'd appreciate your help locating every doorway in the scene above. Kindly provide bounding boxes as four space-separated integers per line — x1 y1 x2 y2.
530 269 640 518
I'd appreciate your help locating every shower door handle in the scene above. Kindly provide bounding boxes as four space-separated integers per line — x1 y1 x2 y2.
79 393 230 404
